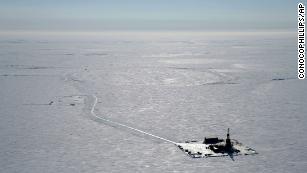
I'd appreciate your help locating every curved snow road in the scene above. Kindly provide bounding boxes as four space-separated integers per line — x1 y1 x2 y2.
90 95 177 144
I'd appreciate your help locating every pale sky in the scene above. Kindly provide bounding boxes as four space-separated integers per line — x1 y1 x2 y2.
0 0 301 31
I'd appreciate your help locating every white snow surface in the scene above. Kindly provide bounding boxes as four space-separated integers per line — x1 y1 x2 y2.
0 31 307 172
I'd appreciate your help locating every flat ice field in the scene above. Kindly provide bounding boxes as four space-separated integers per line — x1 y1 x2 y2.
0 31 306 173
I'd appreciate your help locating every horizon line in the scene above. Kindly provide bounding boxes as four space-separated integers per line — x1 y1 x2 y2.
0 29 296 35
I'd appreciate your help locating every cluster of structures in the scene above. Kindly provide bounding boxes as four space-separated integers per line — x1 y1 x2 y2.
176 128 257 158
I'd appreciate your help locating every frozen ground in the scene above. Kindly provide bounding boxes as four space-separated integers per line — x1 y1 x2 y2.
0 31 306 172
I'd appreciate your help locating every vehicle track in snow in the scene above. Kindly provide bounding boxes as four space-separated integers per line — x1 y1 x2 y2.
90 95 177 144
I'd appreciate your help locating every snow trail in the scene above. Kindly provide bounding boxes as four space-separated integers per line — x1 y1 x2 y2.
90 95 177 144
